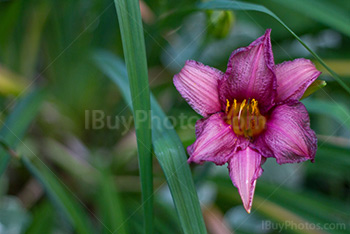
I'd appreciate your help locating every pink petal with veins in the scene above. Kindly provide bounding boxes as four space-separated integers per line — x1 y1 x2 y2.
219 29 276 114
275 58 321 103
188 113 237 165
228 147 264 213
174 60 223 117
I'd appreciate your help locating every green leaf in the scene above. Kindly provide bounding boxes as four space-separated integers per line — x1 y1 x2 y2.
0 67 27 96
94 51 207 234
308 142 350 179
0 0 22 50
255 182 350 233
20 1 51 78
303 99 350 130
198 0 350 95
21 156 95 234
0 89 45 176
42 139 96 183
113 1 153 232
270 0 350 37
214 178 350 234
97 170 128 234
301 80 327 100
25 201 54 234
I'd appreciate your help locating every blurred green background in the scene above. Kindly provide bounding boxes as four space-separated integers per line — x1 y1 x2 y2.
0 0 349 233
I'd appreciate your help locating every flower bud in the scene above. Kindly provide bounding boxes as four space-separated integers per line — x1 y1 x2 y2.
206 10 235 39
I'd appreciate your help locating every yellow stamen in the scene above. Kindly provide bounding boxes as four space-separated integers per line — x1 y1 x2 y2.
238 99 246 121
226 99 230 113
226 98 266 139
251 98 257 114
240 99 246 111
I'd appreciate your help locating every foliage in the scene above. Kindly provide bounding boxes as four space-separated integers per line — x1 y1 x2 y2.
0 0 349 233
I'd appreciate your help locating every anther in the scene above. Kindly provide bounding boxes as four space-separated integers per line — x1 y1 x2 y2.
226 98 266 139
226 99 230 113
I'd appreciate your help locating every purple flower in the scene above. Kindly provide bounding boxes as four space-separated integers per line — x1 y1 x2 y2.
173 29 321 213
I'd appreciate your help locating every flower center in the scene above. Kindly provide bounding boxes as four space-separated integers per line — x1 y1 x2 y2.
225 98 266 139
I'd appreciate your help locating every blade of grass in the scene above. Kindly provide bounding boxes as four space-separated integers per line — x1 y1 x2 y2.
308 142 350 179
255 181 350 233
0 67 26 96
97 170 128 234
94 51 207 234
303 99 350 130
113 1 153 232
0 0 22 51
25 201 54 234
0 89 45 176
21 156 94 234
270 0 350 37
214 178 349 234
20 1 51 78
42 139 96 184
198 0 350 95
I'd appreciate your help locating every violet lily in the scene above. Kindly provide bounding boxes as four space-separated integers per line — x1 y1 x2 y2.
173 29 321 213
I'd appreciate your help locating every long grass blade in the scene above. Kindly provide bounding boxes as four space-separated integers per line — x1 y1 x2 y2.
309 142 350 180
198 0 350 95
94 51 207 234
270 0 350 37
21 156 94 234
255 182 350 232
0 90 45 176
113 1 153 232
214 178 349 233
303 99 350 130
97 170 128 234
25 201 54 234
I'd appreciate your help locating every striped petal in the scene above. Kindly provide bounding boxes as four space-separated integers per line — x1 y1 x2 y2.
188 113 237 165
275 58 321 103
219 29 276 114
228 147 264 213
258 102 317 164
174 60 223 117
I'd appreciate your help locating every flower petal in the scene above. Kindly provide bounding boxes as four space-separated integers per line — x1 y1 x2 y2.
228 147 264 213
256 102 317 164
275 58 322 103
219 29 276 114
188 113 237 165
174 60 223 117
